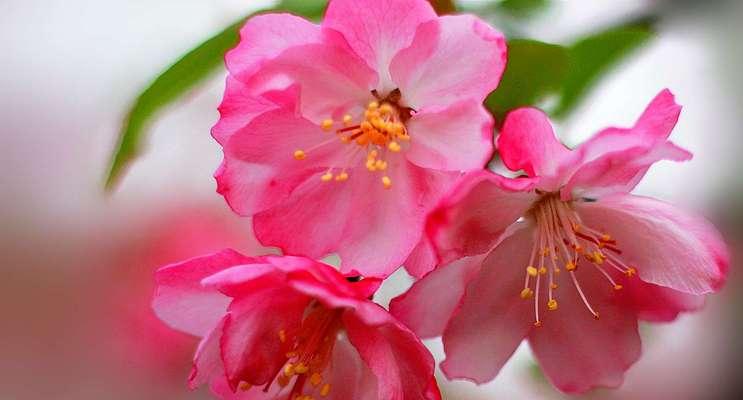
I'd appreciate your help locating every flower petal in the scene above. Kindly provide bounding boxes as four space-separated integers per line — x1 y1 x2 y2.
528 271 641 393
323 0 437 92
212 76 279 145
427 171 537 264
440 223 535 384
152 249 253 337
405 100 494 171
390 254 486 339
226 13 322 81
344 308 438 400
497 107 572 190
390 15 507 109
618 278 705 322
325 334 379 400
575 193 728 294
402 236 439 278
188 317 227 389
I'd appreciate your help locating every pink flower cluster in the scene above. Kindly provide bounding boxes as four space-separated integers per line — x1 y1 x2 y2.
152 0 729 398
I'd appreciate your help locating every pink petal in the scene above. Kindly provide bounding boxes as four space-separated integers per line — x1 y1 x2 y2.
226 13 322 81
618 278 705 322
212 76 278 145
562 89 691 199
188 317 227 389
335 161 459 278
440 223 534 384
427 171 537 264
405 100 494 171
528 272 641 393
325 334 379 400
575 193 729 294
323 0 437 91
152 249 253 337
344 309 438 400
390 254 486 339
497 107 572 191
220 288 310 387
402 236 439 278
390 15 507 109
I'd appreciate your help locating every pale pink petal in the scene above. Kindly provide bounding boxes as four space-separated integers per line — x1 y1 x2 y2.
153 249 253 337
390 254 486 339
344 309 438 400
390 15 506 109
497 107 572 190
325 335 379 400
440 223 534 384
226 13 322 81
618 278 705 322
243 32 376 122
335 160 459 278
427 171 537 264
405 100 494 171
575 194 729 294
253 171 356 263
212 76 278 145
323 0 437 92
528 271 641 393
188 317 227 389
402 237 439 278
220 288 309 387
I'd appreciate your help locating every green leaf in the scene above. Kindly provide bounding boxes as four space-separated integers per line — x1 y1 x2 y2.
496 0 550 18
552 16 656 118
485 39 569 122
104 0 327 191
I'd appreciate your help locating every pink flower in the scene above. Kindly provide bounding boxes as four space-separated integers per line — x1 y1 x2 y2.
213 0 507 277
153 250 441 400
391 90 729 393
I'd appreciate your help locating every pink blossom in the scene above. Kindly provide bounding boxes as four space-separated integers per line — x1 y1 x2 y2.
213 0 507 278
153 250 440 400
391 90 729 393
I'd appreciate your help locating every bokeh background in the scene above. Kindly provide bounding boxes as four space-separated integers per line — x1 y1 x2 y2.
1 0 741 399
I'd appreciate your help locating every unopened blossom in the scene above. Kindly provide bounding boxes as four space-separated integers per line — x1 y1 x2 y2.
153 250 440 400
213 0 507 277
391 90 729 393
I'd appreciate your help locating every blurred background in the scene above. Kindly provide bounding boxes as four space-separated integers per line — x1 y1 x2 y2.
1 0 741 399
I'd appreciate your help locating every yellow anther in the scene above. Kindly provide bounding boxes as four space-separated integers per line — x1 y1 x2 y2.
574 245 583 254
310 372 323 387
565 262 577 272
534 321 542 327
321 119 334 131
360 121 373 132
284 364 295 377
382 176 392 189
293 150 306 160
601 234 612 242
366 160 377 171
388 141 401 152
526 266 538 277
550 283 558 289
592 251 606 264
614 284 623 290
278 329 287 343
343 114 353 126
294 363 309 374
547 299 558 311
520 288 533 299
320 383 331 397
239 382 252 391
379 103 394 114
625 267 637 277
335 172 349 181
398 133 410 141
538 267 547 275
572 223 581 232
368 101 379 110
375 160 387 170
368 150 378 159
277 374 290 387
593 313 601 320
321 172 333 182
542 248 550 256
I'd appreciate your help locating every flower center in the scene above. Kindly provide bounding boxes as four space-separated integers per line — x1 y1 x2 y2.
293 89 412 189
238 302 342 399
520 194 637 327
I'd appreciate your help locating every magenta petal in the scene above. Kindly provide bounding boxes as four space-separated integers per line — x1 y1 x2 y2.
189 316 227 389
619 278 705 322
440 223 534 384
324 0 436 91
576 193 729 294
402 236 439 278
325 335 379 400
428 171 537 264
405 100 494 171
390 15 507 109
528 274 641 393
497 107 572 190
391 253 486 339
226 13 322 81
153 249 253 337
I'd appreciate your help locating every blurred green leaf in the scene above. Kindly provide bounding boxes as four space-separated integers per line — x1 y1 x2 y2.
104 0 327 191
553 16 656 118
496 0 550 18
485 39 569 122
